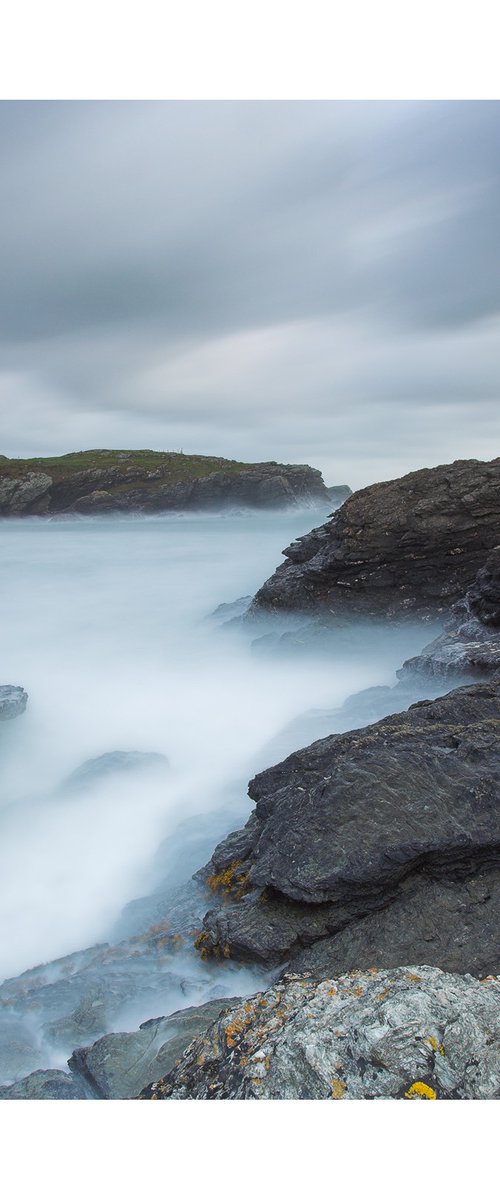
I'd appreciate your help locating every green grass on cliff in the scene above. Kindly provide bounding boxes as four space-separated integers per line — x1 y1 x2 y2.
0 449 254 484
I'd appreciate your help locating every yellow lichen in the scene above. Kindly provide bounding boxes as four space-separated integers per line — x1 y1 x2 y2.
426 1036 445 1056
404 1082 437 1100
405 973 423 982
330 1079 347 1099
206 860 250 899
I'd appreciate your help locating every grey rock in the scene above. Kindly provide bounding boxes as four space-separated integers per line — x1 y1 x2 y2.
250 457 500 621
68 996 241 1098
141 965 500 1100
0 1069 87 1099
196 681 500 971
325 484 352 507
60 750 169 793
0 685 28 721
0 472 52 515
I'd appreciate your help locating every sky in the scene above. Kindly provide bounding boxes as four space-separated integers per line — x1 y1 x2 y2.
0 99 499 489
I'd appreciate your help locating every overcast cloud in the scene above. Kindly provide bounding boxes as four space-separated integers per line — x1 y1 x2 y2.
0 100 499 487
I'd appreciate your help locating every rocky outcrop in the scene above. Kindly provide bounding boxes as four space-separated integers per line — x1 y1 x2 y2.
326 484 352 506
195 681 500 975
140 965 500 1100
250 458 500 621
0 472 52 515
67 996 241 1099
60 750 169 793
0 451 332 516
0 1069 87 1099
399 547 500 683
0 685 28 721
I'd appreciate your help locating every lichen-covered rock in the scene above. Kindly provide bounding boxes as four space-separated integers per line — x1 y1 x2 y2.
140 966 500 1099
251 458 500 621
0 685 28 721
196 681 500 972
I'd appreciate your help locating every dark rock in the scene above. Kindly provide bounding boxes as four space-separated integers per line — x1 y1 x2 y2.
0 685 28 721
68 996 241 1098
0 472 52 515
250 458 500 622
141 965 500 1100
399 548 500 683
0 1069 87 1099
196 681 500 972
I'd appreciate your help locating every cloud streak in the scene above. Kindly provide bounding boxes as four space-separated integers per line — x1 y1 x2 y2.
0 100 499 486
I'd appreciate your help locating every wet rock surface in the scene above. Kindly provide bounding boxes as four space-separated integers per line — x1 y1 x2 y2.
0 1069 87 1099
250 458 500 621
399 547 500 683
141 965 500 1100
197 681 500 973
0 685 28 721
68 996 241 1098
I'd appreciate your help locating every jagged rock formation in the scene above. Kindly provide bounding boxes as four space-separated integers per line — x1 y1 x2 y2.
0 451 331 516
140 966 500 1100
195 681 500 976
0 685 27 721
400 547 500 683
251 458 500 621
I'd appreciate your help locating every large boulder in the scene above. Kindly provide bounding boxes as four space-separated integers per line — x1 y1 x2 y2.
67 996 241 1098
195 681 500 974
250 458 500 621
140 966 500 1100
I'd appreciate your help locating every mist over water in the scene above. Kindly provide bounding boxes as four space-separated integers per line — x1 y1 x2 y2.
0 510 431 984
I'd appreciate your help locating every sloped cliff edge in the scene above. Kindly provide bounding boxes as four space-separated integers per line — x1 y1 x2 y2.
0 450 332 516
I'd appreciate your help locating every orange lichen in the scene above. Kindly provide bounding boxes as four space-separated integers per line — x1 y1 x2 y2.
405 973 423 982
404 1082 437 1100
206 860 250 899
330 1079 347 1099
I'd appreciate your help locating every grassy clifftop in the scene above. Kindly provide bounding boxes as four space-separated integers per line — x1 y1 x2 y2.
0 449 329 515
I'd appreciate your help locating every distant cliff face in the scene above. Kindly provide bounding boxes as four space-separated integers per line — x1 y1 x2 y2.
0 451 331 516
251 458 500 621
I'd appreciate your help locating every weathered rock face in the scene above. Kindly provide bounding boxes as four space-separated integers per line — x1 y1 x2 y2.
195 681 500 974
0 472 52 515
0 452 331 516
141 966 500 1100
0 1069 87 1100
399 547 500 683
67 996 241 1099
325 484 352 507
251 458 500 621
0 685 28 721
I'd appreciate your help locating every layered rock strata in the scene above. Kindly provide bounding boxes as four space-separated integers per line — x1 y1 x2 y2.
195 681 500 976
251 458 500 621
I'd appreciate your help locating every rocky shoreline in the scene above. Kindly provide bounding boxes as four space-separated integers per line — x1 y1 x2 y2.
0 450 334 516
1 455 499 1099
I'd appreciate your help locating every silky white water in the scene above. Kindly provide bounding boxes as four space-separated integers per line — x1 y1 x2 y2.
0 510 427 982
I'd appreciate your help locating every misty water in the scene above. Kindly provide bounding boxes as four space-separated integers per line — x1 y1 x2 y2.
0 509 436 1065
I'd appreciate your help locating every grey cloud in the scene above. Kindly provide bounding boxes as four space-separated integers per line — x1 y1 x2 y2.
0 100 499 484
